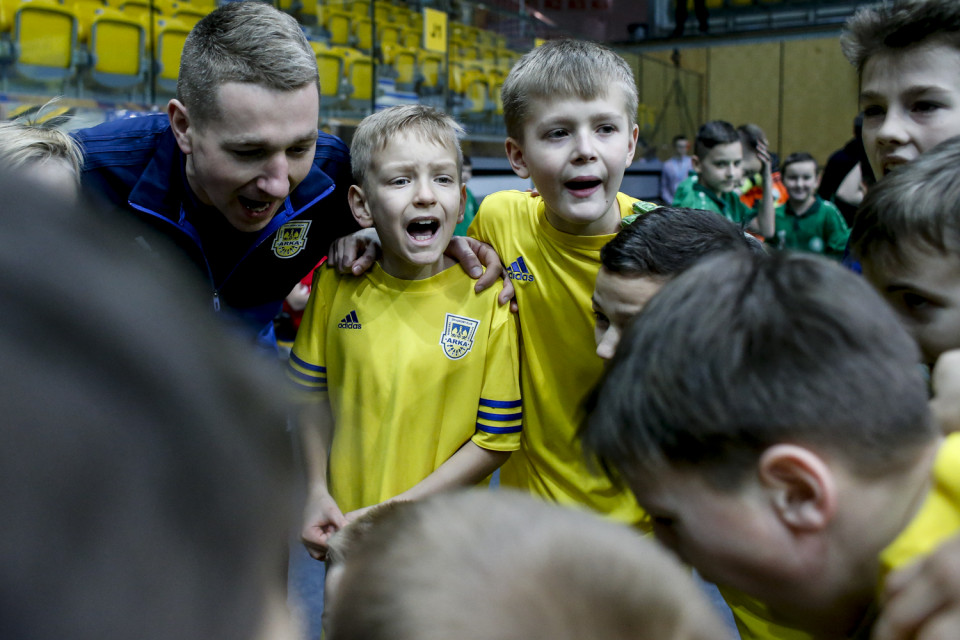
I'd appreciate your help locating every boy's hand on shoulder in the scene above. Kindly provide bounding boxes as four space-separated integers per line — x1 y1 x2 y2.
328 228 381 276
300 491 347 562
445 236 516 305
873 533 960 640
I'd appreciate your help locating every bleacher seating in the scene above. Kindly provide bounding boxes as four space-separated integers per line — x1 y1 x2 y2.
11 0 79 88
87 7 147 94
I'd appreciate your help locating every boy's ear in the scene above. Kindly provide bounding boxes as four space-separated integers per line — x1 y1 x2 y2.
625 123 639 167
505 137 530 179
758 444 837 533
691 155 702 173
347 184 375 229
167 99 193 155
457 183 466 224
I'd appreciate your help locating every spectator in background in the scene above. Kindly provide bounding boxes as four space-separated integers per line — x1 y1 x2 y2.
659 134 693 204
672 0 708 37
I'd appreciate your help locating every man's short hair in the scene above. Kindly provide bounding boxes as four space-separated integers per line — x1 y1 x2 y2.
324 490 723 640
0 176 293 640
840 0 960 74
350 104 464 188
177 1 318 128
583 251 933 490
0 108 82 179
672 134 688 144
601 206 764 278
693 120 739 159
851 135 960 272
501 39 639 142
780 151 818 176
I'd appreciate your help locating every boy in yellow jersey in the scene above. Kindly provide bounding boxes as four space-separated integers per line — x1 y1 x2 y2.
584 250 960 640
288 105 522 560
467 39 648 526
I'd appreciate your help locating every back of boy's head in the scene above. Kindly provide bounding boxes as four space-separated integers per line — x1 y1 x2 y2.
584 250 933 491
852 135 960 272
325 490 726 640
501 39 638 142
841 0 960 74
600 206 764 278
693 120 739 159
781 151 818 175
0 119 83 179
350 104 465 189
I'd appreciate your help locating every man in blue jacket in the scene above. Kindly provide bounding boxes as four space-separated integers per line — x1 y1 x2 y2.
76 2 355 349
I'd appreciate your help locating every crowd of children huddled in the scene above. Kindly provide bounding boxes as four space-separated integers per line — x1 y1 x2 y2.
7 0 960 638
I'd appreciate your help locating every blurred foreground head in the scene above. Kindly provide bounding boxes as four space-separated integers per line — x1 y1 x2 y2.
325 489 728 640
0 177 296 640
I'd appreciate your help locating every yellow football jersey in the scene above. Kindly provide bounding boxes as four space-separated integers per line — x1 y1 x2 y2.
469 190 646 527
288 263 522 513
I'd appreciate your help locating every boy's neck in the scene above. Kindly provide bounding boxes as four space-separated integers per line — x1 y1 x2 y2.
765 439 941 637
379 253 457 281
699 181 728 201
789 196 816 216
543 200 623 237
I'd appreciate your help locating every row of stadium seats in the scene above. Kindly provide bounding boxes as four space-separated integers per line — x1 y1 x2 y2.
0 0 208 96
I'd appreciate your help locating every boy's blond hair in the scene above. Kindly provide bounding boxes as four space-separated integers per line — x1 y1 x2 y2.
501 39 639 142
851 134 960 271
325 500 408 567
324 490 725 640
350 104 465 189
841 0 960 74
0 116 82 180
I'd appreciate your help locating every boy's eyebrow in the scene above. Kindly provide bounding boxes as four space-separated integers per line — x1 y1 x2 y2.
538 111 626 127
379 158 457 171
884 281 944 302
224 131 318 147
860 85 952 105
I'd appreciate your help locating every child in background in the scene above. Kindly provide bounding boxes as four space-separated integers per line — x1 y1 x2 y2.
468 39 649 526
851 135 960 367
290 105 521 560
672 120 775 239
324 490 730 640
773 152 850 260
593 206 763 361
738 123 787 210
660 134 693 204
583 250 954 640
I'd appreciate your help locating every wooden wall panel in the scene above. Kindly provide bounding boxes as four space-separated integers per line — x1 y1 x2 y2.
705 41 781 157
780 37 859 166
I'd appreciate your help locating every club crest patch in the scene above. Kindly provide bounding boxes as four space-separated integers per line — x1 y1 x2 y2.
272 221 311 258
440 313 480 360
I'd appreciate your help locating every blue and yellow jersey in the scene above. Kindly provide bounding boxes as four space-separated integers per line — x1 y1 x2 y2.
288 263 521 513
469 190 647 528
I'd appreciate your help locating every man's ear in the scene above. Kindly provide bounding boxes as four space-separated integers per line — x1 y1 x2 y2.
759 444 837 533
348 184 375 229
505 137 530 179
167 99 193 155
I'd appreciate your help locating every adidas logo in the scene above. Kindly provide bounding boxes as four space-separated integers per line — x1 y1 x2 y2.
507 256 535 282
337 310 362 329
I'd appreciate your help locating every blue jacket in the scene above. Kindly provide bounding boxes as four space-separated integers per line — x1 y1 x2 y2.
76 114 358 345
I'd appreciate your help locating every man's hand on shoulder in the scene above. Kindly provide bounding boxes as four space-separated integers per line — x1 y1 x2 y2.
445 236 515 306
328 228 380 275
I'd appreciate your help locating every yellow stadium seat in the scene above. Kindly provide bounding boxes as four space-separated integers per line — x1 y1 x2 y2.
380 42 416 91
153 16 192 94
377 21 402 48
170 2 207 25
351 14 371 51
71 0 109 44
347 0 367 16
460 67 490 117
13 0 78 85
417 48 443 94
87 7 147 92
323 7 351 47
400 26 419 49
118 0 163 20
315 46 345 103
332 45 371 109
